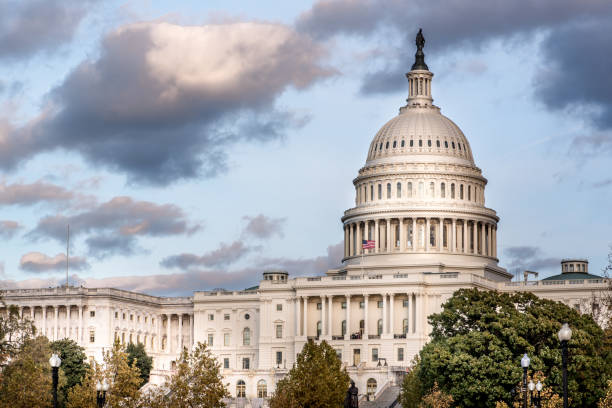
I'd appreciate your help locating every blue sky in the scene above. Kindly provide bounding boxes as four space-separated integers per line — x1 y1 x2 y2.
0 0 611 295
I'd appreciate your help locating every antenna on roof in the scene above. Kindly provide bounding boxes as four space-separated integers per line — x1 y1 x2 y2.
66 224 69 289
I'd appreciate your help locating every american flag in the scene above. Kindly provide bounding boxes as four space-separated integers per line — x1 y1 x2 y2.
362 240 375 249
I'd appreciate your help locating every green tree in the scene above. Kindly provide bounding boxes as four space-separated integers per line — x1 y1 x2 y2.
269 339 350 408
51 338 89 403
104 340 142 408
126 342 152 387
400 359 423 408
418 289 610 407
0 300 35 366
65 365 102 408
419 382 453 408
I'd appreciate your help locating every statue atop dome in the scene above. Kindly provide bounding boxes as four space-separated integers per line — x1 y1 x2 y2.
411 28 429 71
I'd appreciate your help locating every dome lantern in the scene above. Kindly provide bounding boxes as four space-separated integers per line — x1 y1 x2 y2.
405 29 434 108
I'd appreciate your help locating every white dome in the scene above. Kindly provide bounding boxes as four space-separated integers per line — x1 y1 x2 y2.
366 106 475 166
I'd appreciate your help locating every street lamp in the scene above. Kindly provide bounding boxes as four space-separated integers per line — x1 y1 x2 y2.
49 353 62 408
558 323 572 408
521 353 530 408
96 380 110 408
528 380 535 407
535 381 543 408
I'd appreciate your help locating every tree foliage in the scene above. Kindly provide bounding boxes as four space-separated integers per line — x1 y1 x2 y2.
126 342 153 387
104 340 142 408
418 289 610 407
600 380 612 408
419 382 453 408
399 359 423 408
0 300 35 366
51 338 88 403
269 340 350 408
65 365 102 408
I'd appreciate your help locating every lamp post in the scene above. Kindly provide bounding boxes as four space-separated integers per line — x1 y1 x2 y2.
49 353 62 408
558 323 572 408
535 381 543 408
521 353 530 408
96 380 109 408
528 380 535 407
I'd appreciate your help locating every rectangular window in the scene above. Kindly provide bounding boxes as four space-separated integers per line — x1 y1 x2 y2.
403 300 410 308
398 347 404 361
441 183 446 198
209 314 214 321
359 301 365 309
90 311 95 317
317 303 322 310
145 317 148 323
242 357 250 370
276 304 283 311
460 184 464 199
451 184 455 199
372 348 378 362
223 358 229 369
377 301 383 308
276 351 283 366
123 313 126 320
341 302 347 309
336 349 342 361
276 325 283 339
89 330 95 343
224 333 230 346
208 334 214 346
130 314 133 321
224 314 230 320
137 316 140 323
115 312 118 319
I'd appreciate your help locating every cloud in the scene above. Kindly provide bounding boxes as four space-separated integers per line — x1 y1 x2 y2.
0 220 21 238
591 178 612 189
0 0 96 61
0 180 73 206
254 241 344 277
242 214 286 239
0 21 334 185
503 246 560 277
29 196 199 258
19 251 89 273
296 0 612 95
161 240 257 269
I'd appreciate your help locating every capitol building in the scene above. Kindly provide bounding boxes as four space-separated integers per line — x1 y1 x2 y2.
1 33 608 406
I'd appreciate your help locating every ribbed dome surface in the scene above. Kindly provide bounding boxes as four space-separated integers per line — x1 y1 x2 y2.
366 107 474 165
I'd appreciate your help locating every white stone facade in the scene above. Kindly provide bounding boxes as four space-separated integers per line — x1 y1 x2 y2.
1 46 609 404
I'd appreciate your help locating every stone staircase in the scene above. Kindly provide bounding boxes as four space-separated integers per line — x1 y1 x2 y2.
360 385 401 408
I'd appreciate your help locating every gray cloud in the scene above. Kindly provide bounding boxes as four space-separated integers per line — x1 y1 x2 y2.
0 180 73 206
19 251 89 273
242 214 286 239
0 0 95 60
161 241 257 269
591 178 612 189
0 21 334 185
29 196 199 258
255 241 343 277
503 246 560 278
0 220 21 238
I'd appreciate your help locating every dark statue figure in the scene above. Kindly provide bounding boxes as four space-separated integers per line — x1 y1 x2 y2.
411 28 429 71
345 381 359 408
416 28 425 51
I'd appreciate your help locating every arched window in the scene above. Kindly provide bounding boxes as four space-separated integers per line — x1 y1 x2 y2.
445 141 448 148
410 140 414 147
436 140 440 147
385 141 389 149
316 321 322 338
359 320 365 335
243 328 250 346
378 184 382 200
468 185 471 201
419 139 423 147
401 140 405 147
452 141 456 149
441 183 446 198
458 143 462 150
429 182 435 198
363 185 366 202
443 224 448 248
367 379 377 399
402 319 409 334
387 183 391 199
257 380 267 398
341 320 347 336
377 319 383 336
370 185 374 201
407 182 412 197
430 225 436 247
393 140 397 148
428 139 432 147
236 380 246 398
418 182 424 198
451 183 455 199
460 184 464 200
397 182 402 198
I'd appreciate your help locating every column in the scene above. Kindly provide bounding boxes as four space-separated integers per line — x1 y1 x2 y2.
364 294 369 339
321 296 326 339
356 222 362 255
54 306 59 341
462 220 467 253
382 294 387 335
190 314 194 348
425 218 430 251
412 218 417 251
303 297 308 338
451 219 457 252
349 224 355 256
327 296 332 336
30 307 34 321
438 218 443 250
43 306 47 338
19 306 23 319
415 293 421 336
344 226 349 258
66 306 70 340
481 222 486 255
166 314 171 353
374 219 380 253
389 294 395 336
493 227 497 258
345 295 351 340
472 221 477 254
364 221 369 253
294 298 300 337
386 219 391 253
78 306 83 343
156 315 161 351
178 314 183 351
399 218 404 251
487 224 492 257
